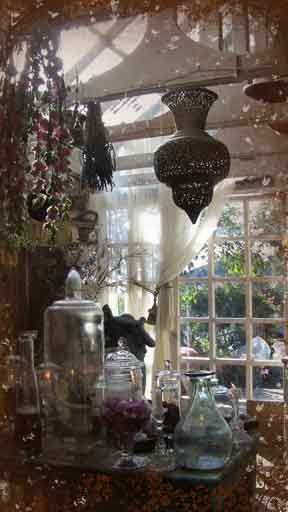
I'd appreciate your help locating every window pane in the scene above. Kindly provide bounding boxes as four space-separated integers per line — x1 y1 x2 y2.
249 197 284 235
215 282 245 318
180 321 209 356
180 283 208 317
107 209 129 242
251 240 284 276
108 246 128 281
216 365 246 397
214 240 245 277
253 366 283 401
180 360 210 374
252 281 284 318
216 201 244 237
216 323 246 358
182 245 208 278
252 324 285 361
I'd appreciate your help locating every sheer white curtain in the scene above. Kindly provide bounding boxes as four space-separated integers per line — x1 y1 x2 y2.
89 184 160 318
89 177 235 394
152 178 236 376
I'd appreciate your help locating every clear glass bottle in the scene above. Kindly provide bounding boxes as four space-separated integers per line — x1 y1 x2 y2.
174 371 233 470
15 331 41 453
158 360 181 439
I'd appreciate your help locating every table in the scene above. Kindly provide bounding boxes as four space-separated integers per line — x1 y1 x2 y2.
247 401 288 511
11 398 288 512
0 431 256 512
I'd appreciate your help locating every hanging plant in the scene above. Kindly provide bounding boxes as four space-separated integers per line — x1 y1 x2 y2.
0 20 75 247
0 59 29 248
81 101 115 192
22 23 74 242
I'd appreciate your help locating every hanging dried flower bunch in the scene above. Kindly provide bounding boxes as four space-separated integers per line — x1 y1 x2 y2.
81 101 115 192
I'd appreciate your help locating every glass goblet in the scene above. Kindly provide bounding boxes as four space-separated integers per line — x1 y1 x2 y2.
102 396 151 470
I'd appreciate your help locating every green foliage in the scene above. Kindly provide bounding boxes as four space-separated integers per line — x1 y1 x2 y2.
180 197 285 358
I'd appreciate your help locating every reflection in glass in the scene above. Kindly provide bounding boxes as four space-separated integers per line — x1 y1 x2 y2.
249 198 284 235
180 321 209 357
253 366 283 401
252 282 284 318
107 208 129 242
215 282 245 318
216 201 244 237
217 365 246 398
252 324 285 361
216 323 246 358
180 283 208 317
214 240 245 277
251 240 284 276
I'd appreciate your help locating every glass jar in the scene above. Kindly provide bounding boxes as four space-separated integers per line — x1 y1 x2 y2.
103 338 151 469
42 268 105 456
174 371 233 470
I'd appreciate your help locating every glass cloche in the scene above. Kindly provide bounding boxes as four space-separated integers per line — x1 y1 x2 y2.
40 268 105 458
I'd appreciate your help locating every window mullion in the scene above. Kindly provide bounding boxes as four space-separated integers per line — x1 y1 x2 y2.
209 235 216 372
245 198 253 400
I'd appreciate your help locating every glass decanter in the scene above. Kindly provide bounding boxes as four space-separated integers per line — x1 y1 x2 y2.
0 343 21 437
174 371 233 470
15 331 42 453
103 338 151 470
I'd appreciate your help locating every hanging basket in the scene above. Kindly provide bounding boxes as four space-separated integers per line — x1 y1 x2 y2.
27 193 51 223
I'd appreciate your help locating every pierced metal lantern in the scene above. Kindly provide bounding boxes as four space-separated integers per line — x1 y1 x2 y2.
153 87 230 223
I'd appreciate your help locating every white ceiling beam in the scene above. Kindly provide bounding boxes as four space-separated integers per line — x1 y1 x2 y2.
115 151 288 178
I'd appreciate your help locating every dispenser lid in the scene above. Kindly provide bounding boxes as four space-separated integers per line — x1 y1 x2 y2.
105 338 143 370
46 268 102 312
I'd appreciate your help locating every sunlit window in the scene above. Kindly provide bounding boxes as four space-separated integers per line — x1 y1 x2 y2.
179 192 285 401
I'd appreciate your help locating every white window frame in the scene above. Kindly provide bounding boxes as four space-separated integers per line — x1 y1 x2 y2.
179 191 286 400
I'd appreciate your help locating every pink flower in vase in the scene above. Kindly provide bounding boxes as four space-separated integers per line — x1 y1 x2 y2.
103 398 151 437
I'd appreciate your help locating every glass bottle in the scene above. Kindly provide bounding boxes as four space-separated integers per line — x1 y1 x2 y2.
159 360 181 442
0 345 21 437
174 371 233 470
15 332 41 453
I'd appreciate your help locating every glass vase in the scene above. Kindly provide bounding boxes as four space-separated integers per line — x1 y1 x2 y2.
103 393 151 469
174 371 233 470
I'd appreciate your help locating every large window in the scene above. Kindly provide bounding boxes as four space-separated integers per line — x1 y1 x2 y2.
179 192 286 400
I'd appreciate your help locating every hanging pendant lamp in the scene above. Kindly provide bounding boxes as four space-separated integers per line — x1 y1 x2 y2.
244 79 288 134
244 79 288 104
153 87 230 224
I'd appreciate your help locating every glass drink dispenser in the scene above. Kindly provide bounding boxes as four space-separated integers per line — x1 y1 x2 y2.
40 268 104 458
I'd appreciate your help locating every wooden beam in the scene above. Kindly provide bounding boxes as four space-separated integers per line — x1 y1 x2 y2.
108 113 269 142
